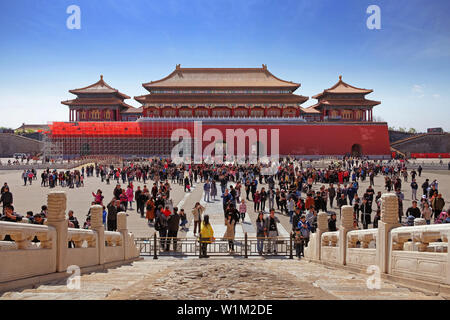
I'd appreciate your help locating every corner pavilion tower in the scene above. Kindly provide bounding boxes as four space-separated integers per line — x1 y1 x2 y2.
308 75 380 122
61 75 137 121
135 64 309 118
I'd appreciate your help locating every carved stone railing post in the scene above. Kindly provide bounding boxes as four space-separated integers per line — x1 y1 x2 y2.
90 204 104 265
376 193 401 273
339 205 353 265
117 211 129 260
316 211 328 260
9 231 33 249
46 191 67 272
414 218 426 226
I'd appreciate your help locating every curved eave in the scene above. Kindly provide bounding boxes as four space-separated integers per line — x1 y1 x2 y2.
322 99 381 106
114 92 131 100
264 69 300 88
300 106 321 114
69 77 130 99
69 89 131 100
143 85 300 91
312 79 374 99
134 95 146 104
142 69 178 88
133 94 308 104
60 99 133 109
142 67 300 91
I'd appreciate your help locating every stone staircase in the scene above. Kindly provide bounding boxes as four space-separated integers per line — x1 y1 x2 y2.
0 257 444 300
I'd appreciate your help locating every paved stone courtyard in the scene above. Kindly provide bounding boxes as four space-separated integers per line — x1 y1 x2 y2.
1 164 449 300
1 165 449 240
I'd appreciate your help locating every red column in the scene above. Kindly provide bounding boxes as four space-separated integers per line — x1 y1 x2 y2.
370 109 373 121
116 109 119 121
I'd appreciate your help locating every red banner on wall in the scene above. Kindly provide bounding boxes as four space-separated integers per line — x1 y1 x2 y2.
410 153 450 158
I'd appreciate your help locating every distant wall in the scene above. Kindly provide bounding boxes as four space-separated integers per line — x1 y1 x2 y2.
20 132 44 141
388 130 417 143
391 133 450 156
0 134 44 157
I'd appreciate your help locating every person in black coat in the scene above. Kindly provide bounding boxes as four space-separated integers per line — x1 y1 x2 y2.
328 213 338 232
167 208 181 251
113 184 122 200
337 194 347 218
0 187 13 214
1 183 9 194
373 209 381 228
405 200 421 219
135 187 142 214
138 191 149 218
68 210 80 228
106 199 122 231
292 208 302 232
359 199 372 229
154 210 169 250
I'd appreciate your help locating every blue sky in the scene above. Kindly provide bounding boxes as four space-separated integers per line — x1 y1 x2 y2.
0 0 449 131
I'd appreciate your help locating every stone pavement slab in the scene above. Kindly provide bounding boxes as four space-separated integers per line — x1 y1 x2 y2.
1 258 445 300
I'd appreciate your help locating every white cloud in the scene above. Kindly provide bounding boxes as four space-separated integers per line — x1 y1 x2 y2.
432 94 440 99
412 84 425 98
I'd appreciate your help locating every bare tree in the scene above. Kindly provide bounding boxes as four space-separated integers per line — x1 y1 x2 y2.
373 115 385 122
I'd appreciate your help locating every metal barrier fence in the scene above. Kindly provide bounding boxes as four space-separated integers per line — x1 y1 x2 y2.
135 233 295 259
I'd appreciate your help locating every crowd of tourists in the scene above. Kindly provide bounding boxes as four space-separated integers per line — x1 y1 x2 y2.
84 157 450 258
20 168 85 188
2 157 450 258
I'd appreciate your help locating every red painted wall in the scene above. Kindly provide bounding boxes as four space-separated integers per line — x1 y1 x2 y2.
199 123 390 156
47 121 391 156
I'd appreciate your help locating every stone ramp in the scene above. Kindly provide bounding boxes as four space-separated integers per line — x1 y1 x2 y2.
226 181 290 238
186 181 293 239
0 258 443 300
185 188 244 239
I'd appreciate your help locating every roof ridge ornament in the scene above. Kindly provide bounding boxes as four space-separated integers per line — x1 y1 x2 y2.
339 75 342 81
176 64 181 70
100 75 103 81
262 64 267 70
